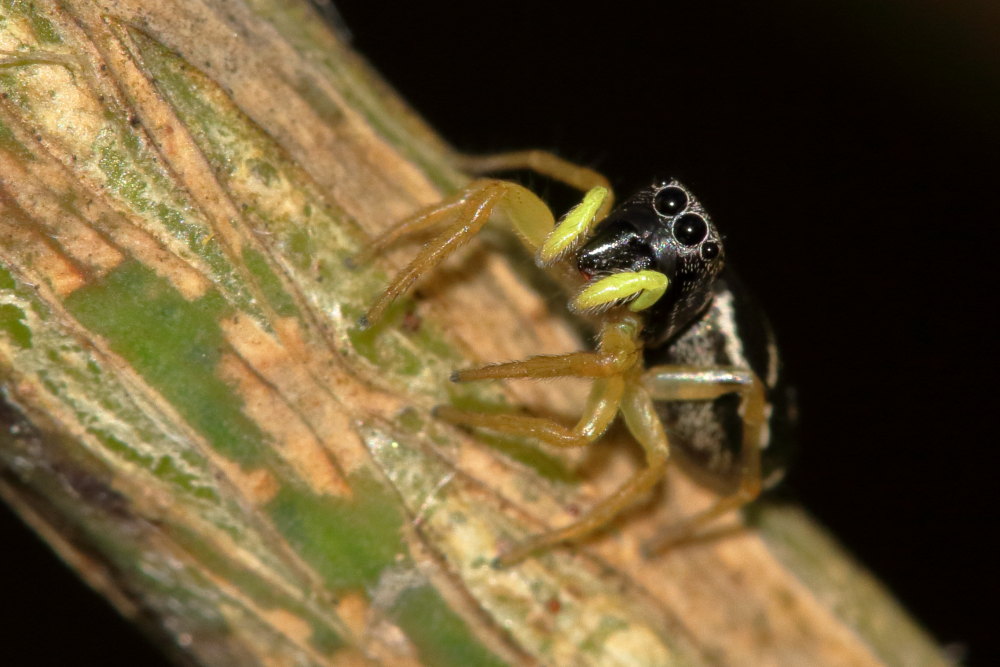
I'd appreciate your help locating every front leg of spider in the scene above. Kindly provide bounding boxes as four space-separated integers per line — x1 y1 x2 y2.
440 319 673 566
355 160 611 329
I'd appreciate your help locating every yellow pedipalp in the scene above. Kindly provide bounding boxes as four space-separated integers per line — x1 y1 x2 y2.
628 273 669 311
537 186 610 266
571 270 669 313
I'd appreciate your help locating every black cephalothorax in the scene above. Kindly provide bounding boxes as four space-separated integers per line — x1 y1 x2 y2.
576 180 724 346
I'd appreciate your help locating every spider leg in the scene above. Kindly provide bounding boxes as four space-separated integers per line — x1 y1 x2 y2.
435 374 624 449
639 366 766 555
454 149 614 208
457 150 614 265
493 378 670 566
349 196 467 267
359 178 564 327
358 153 615 328
359 180 509 327
440 314 664 566
451 313 641 382
452 351 630 382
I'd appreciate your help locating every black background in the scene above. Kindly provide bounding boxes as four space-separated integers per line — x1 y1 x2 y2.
4 1 996 664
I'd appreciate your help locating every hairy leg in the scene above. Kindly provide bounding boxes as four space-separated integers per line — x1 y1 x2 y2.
494 378 670 566
349 197 467 267
440 314 655 565
436 374 624 449
639 366 766 555
453 149 612 206
358 151 616 327
358 179 563 327
452 313 642 382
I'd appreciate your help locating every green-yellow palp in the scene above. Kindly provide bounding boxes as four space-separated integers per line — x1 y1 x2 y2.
572 270 669 313
537 186 610 266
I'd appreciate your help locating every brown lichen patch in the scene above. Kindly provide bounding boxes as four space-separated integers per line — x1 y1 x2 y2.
211 600 321 667
0 210 85 295
336 587 423 666
197 457 277 506
328 648 378 667
259 607 313 647
134 242 213 301
216 349 349 498
244 467 280 505
0 103 212 301
0 152 124 277
219 313 378 477
334 591 369 639
171 535 337 665
91 20 255 284
362 619 424 667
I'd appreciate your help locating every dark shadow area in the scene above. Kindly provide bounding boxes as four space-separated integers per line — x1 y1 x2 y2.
0 500 173 666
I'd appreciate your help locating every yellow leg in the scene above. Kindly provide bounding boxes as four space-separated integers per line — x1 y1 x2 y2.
358 178 562 327
436 375 624 448
349 197 468 267
358 153 617 330
438 313 656 565
452 351 627 382
359 180 505 327
455 150 615 265
537 185 610 267
495 380 670 566
640 366 766 555
453 149 613 209
452 313 642 382
570 270 669 314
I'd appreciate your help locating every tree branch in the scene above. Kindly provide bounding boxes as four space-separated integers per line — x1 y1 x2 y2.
0 1 948 664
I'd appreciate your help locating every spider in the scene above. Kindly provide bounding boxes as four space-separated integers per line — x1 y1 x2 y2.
356 151 789 566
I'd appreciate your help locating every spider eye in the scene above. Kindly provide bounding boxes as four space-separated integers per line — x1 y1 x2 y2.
701 241 720 260
653 186 688 217
673 213 708 246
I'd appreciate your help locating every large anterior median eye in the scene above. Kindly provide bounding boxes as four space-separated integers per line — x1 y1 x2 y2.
672 213 708 246
653 186 688 217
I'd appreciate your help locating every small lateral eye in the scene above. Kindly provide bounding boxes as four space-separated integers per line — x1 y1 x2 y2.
673 213 708 246
653 186 688 217
701 241 720 260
